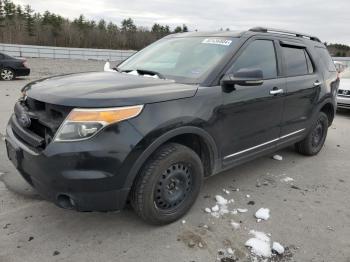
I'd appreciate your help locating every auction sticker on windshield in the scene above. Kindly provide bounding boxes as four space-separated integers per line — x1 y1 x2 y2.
202 38 233 46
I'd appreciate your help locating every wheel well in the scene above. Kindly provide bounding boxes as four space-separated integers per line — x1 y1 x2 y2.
320 103 335 126
168 133 213 177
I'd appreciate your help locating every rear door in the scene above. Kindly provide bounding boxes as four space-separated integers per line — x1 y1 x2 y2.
278 41 321 138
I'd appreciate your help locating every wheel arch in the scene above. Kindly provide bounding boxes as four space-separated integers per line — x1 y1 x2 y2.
124 126 219 189
319 101 335 126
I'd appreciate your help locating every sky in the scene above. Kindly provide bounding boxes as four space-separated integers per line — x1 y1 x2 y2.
15 0 350 45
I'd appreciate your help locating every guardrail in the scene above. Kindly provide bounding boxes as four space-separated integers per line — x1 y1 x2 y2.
0 43 136 61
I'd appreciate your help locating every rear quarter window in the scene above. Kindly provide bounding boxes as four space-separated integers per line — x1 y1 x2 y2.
315 47 337 72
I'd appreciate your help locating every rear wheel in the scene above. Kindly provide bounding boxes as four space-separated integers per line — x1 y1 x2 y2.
130 143 203 225
0 68 15 81
295 112 328 156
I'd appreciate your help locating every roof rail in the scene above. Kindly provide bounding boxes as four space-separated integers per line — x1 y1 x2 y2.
249 27 321 42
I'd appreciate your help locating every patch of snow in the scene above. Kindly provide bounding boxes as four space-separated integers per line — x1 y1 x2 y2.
230 220 240 230
245 230 272 258
255 208 270 221
215 195 228 205
272 242 285 255
182 220 186 224
223 189 230 195
246 194 251 198
272 154 283 161
208 195 232 218
228 199 234 204
257 218 262 223
236 188 240 192
227 248 234 254
211 205 220 212
204 208 211 213
281 177 294 182
237 208 248 213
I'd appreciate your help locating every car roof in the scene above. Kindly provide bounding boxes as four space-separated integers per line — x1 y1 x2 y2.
166 27 322 44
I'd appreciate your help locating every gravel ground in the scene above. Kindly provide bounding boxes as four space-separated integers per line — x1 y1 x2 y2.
0 58 350 262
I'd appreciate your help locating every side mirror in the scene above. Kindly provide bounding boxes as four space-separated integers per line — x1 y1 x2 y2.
221 68 264 92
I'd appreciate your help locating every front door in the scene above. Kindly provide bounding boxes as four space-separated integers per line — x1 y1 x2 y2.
218 39 285 166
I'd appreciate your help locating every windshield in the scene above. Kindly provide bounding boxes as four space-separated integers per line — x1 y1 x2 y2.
118 37 238 84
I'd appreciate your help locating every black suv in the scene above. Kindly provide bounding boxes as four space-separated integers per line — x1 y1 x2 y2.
5 27 338 224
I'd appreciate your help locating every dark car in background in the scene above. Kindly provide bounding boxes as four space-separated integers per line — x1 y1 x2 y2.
5 27 338 225
0 52 30 80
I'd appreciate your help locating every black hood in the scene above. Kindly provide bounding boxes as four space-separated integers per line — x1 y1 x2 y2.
24 72 198 107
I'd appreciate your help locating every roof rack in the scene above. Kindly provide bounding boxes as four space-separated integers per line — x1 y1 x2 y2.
249 27 321 42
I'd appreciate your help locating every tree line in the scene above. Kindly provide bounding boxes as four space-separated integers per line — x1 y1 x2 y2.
325 43 350 57
0 0 188 50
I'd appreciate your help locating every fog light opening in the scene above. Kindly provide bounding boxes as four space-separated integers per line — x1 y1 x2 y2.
57 194 75 209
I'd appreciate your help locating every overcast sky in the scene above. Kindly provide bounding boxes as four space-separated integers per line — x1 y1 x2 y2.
15 0 350 45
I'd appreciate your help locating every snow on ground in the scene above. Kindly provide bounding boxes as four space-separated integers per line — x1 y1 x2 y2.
245 230 272 258
206 195 231 218
280 176 294 182
272 154 283 161
272 242 285 255
255 208 270 221
222 188 230 195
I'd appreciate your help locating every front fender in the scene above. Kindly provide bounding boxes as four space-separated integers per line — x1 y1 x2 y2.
122 125 219 189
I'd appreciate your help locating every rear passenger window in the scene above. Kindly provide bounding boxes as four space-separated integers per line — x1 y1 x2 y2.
305 51 314 74
315 47 337 72
282 47 310 77
231 40 277 79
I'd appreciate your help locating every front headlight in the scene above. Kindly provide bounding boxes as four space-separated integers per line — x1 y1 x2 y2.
54 105 143 142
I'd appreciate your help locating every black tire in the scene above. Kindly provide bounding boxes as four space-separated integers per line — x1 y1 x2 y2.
130 143 203 225
0 68 15 81
295 112 329 156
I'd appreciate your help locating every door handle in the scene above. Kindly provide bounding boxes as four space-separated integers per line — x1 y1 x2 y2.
269 88 284 95
314 80 322 87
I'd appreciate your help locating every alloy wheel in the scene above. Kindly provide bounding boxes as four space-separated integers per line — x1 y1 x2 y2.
1 69 14 81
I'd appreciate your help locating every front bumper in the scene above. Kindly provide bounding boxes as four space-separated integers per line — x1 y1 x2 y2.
5 118 143 212
337 95 350 109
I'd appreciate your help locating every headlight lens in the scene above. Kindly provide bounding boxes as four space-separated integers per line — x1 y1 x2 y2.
54 105 143 142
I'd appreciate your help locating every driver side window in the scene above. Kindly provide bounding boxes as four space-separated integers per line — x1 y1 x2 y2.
230 40 278 80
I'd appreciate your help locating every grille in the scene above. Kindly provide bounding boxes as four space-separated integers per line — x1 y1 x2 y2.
338 89 350 97
11 97 72 149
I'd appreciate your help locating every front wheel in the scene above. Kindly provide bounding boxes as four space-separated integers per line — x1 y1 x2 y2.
0 68 15 81
295 112 329 156
130 143 203 225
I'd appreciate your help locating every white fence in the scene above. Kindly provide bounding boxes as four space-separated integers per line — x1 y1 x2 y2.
0 43 136 61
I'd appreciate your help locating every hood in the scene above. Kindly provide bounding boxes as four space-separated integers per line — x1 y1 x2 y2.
24 72 198 107
339 78 350 91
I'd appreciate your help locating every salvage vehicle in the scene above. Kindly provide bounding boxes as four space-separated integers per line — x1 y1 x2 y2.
5 27 338 224
0 52 30 81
